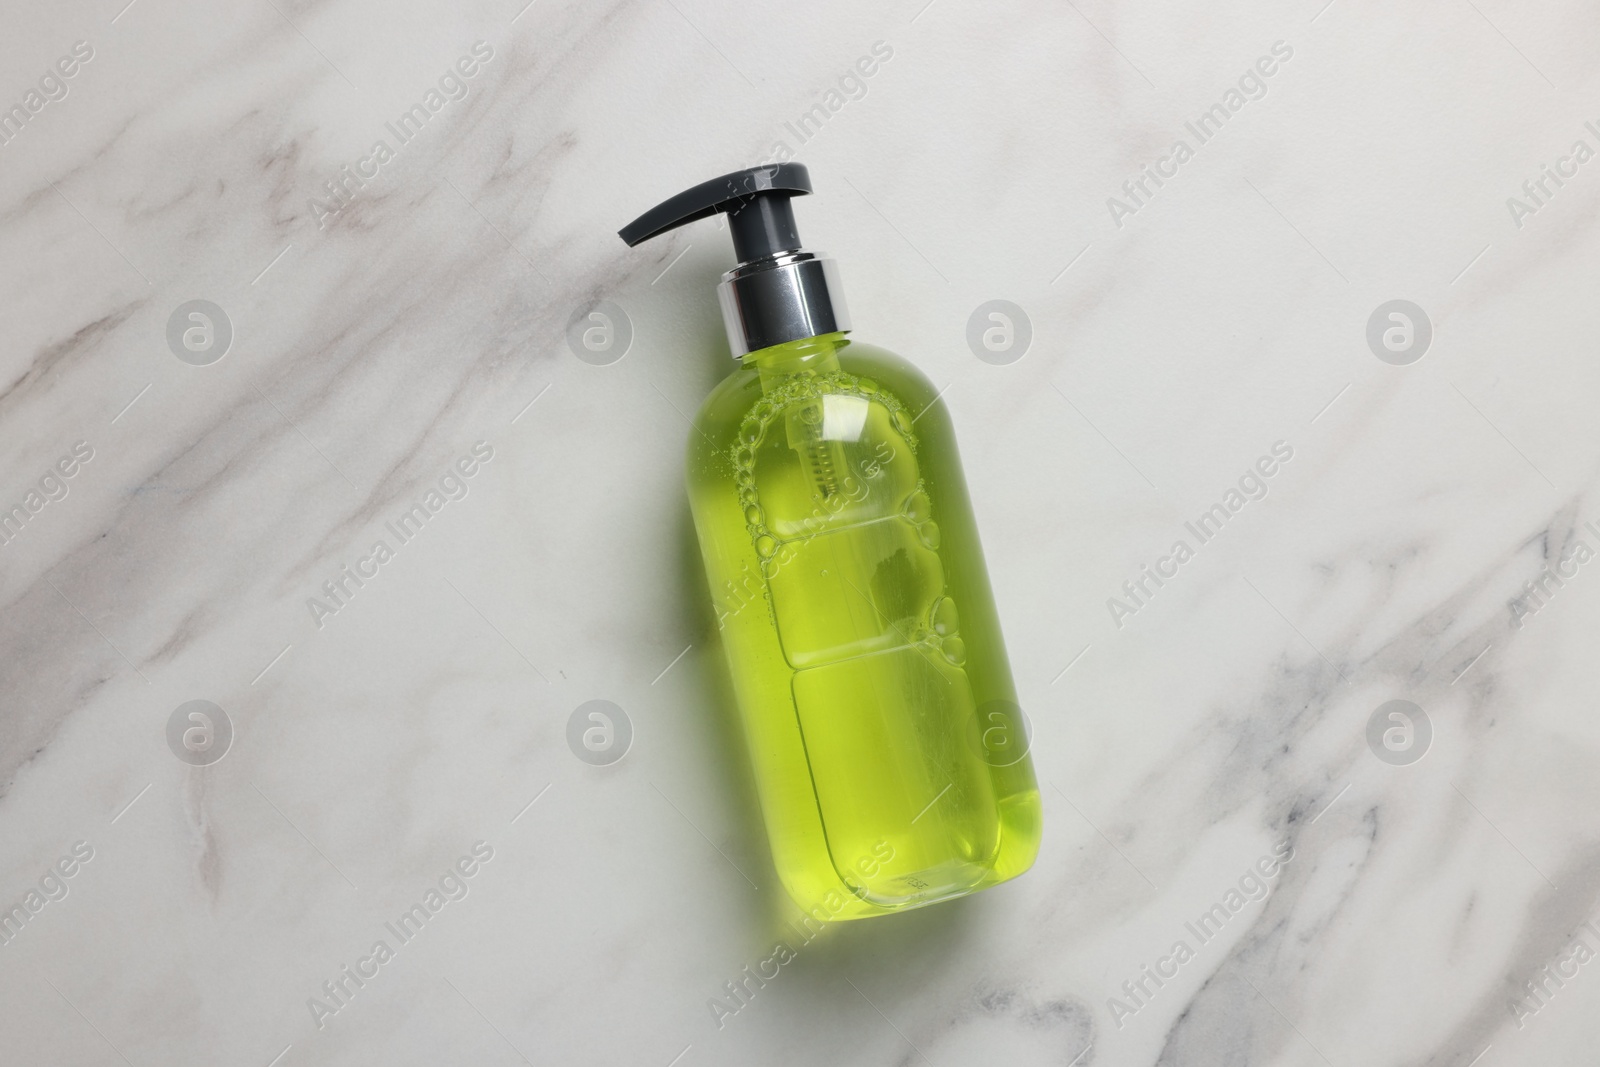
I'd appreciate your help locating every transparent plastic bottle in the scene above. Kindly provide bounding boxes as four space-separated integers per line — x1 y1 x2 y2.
621 166 1039 920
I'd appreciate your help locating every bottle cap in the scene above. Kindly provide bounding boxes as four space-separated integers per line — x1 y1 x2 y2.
618 163 850 358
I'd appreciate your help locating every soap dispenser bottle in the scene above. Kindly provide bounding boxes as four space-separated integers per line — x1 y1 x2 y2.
620 164 1040 920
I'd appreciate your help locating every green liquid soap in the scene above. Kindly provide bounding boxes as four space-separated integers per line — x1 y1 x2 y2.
688 334 1039 919
621 164 1041 920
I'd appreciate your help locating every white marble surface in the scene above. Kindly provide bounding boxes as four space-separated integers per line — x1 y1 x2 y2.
2 0 1599 1063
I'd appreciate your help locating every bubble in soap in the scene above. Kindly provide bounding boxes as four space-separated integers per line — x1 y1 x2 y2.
903 488 932 524
918 521 941 550
744 504 763 525
891 409 912 435
931 596 959 637
755 535 778 559
941 636 967 666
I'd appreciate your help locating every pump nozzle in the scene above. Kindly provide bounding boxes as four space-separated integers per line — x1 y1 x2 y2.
618 163 850 358
618 163 812 261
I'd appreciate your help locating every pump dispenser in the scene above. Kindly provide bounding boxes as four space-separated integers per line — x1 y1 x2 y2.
621 164 1040 920
618 163 851 357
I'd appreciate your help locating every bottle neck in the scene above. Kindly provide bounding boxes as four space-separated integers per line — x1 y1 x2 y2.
743 332 846 385
717 253 851 358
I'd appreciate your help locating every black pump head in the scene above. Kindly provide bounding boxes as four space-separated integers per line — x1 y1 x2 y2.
618 163 812 263
618 163 850 358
